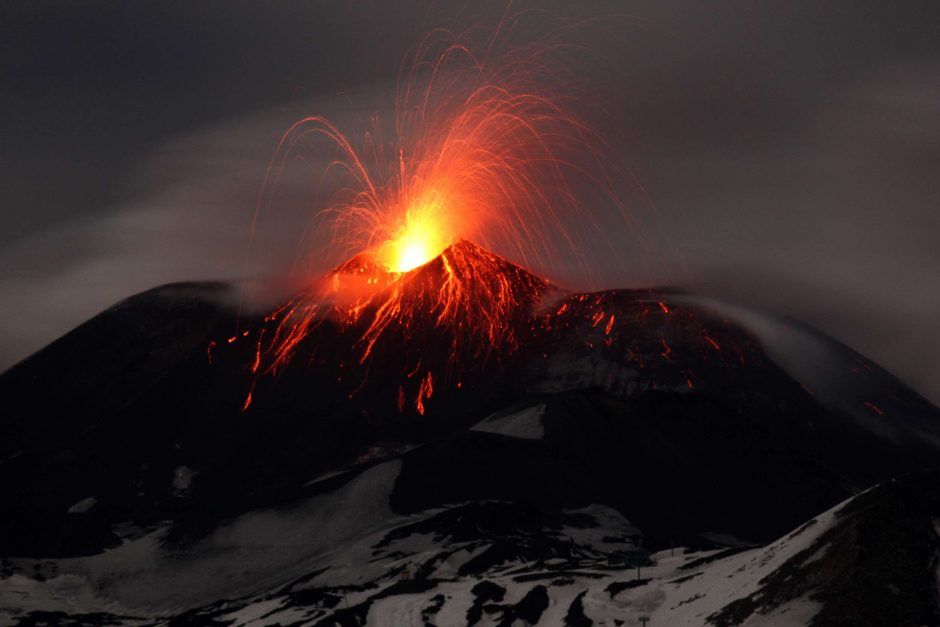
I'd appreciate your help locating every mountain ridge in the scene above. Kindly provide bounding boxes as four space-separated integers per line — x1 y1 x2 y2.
1 243 939 625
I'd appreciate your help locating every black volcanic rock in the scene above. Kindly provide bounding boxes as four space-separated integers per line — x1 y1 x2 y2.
708 471 940 627
1 242 939 625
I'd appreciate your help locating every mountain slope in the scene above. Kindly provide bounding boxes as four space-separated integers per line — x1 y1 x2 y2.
1 242 939 625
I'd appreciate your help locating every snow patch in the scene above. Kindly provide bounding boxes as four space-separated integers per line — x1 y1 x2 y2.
172 465 197 494
67 497 97 514
472 404 546 439
0 460 403 617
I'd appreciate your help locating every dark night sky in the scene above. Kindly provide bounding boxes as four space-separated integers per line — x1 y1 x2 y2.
1 1 939 403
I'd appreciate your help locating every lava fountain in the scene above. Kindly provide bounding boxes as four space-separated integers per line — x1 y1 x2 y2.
240 18 637 412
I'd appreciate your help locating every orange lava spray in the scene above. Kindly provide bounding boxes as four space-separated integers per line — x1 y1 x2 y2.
242 16 637 412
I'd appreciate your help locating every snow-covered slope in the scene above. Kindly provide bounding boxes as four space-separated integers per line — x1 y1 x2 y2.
6 472 939 626
2 245 940 625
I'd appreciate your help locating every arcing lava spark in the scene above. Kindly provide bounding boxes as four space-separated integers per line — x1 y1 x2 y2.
241 20 630 411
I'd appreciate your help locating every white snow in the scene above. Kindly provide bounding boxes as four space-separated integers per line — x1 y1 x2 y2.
216 597 284 626
66 496 97 514
270 497 846 627
471 404 546 439
0 490 860 626
0 459 403 617
367 593 431 627
172 465 197 493
560 505 640 553
583 497 845 626
740 595 821 626
0 573 119 617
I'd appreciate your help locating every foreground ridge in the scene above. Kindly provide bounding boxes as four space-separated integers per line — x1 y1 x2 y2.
1 252 939 625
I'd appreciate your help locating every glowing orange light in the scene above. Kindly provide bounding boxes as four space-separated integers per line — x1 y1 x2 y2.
864 401 886 416
240 18 636 413
376 193 452 272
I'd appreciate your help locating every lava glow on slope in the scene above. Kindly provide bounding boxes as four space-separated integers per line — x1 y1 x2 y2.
240 19 631 412
249 240 556 413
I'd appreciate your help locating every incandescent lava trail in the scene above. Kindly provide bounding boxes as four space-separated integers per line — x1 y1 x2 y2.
237 19 640 412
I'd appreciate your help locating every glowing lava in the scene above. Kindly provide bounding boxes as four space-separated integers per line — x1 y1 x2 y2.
252 20 629 282
241 19 633 412
259 239 555 378
376 193 452 272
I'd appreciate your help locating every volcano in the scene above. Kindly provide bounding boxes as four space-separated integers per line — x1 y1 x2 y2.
2 242 940 626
